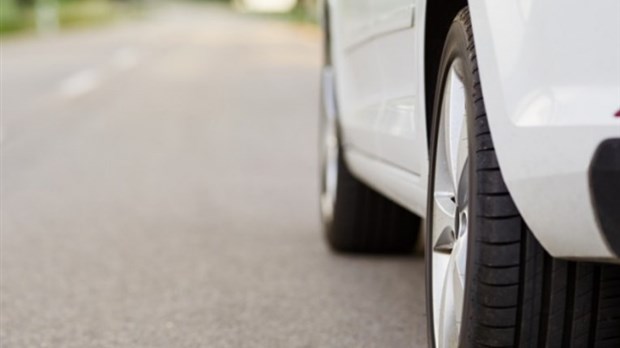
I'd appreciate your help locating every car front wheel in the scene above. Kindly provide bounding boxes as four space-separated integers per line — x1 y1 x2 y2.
426 8 620 348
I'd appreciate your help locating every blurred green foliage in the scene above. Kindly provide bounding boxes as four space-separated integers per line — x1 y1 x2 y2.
0 0 141 35
1 0 33 33
57 0 116 27
0 0 316 35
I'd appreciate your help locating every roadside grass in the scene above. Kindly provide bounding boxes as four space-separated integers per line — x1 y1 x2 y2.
59 0 117 27
0 0 145 36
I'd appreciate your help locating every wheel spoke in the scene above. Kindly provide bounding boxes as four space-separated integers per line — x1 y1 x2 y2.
442 61 467 193
431 193 457 340
433 194 456 253
453 233 468 290
437 243 465 348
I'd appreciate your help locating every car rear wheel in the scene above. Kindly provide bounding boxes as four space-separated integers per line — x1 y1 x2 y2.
320 67 420 253
426 8 620 348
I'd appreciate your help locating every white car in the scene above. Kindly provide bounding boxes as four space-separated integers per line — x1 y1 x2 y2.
318 1 620 347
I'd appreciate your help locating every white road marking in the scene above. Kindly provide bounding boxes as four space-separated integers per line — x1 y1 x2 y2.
59 69 101 99
58 47 141 99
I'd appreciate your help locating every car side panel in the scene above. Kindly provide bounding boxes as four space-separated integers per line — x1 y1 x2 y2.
329 0 430 218
328 0 382 159
469 0 620 260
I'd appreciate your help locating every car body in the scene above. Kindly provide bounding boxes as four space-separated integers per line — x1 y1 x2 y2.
322 0 620 261
319 1 620 347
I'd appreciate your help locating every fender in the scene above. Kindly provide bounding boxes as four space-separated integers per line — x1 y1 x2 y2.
468 0 620 260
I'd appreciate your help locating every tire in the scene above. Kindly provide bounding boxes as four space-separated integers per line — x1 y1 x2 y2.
426 8 620 348
319 67 420 254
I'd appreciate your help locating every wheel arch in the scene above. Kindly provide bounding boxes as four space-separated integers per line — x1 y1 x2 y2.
423 0 468 146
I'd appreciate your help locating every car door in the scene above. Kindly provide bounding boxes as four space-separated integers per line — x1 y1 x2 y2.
329 0 429 216
369 0 427 177
329 0 383 159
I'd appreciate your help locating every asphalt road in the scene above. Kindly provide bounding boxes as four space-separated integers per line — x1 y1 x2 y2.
1 4 427 347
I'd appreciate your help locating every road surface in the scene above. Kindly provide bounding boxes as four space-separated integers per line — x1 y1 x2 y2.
1 4 427 347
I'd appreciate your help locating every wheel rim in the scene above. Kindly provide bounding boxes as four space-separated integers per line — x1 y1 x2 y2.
431 59 469 347
320 67 339 224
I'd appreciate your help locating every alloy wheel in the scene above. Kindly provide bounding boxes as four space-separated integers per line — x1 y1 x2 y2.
431 58 470 347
